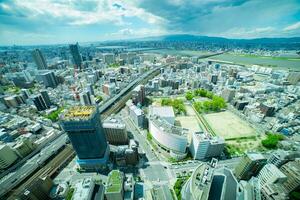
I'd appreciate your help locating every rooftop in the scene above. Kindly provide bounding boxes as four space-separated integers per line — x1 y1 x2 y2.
149 106 175 119
106 170 123 193
62 106 96 121
247 152 265 161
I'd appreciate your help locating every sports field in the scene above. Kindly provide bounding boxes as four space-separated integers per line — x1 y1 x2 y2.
204 111 256 139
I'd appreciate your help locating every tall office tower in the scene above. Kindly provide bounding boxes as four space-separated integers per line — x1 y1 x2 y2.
280 159 300 193
87 84 95 96
40 90 51 108
21 89 31 100
79 90 92 106
60 106 109 170
40 71 58 88
103 53 115 64
32 94 48 111
105 170 124 200
69 43 83 70
32 49 48 70
132 85 145 106
234 152 266 180
257 164 287 186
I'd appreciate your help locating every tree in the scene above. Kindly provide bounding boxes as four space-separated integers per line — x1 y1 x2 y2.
185 91 194 100
261 133 284 149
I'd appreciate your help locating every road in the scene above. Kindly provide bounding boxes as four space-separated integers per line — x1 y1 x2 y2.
0 133 68 198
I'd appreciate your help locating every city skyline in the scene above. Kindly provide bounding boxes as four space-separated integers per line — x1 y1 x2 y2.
0 0 300 45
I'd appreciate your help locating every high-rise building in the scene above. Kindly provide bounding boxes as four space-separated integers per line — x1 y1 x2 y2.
40 90 51 108
32 49 48 70
257 164 287 186
87 84 95 96
234 152 266 180
237 177 261 200
60 106 109 170
39 71 58 88
267 150 297 168
260 183 288 200
103 53 115 64
32 94 49 111
79 90 92 106
132 85 146 106
280 159 300 193
69 43 83 70
105 170 124 200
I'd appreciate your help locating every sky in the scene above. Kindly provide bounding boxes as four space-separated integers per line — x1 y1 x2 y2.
0 0 300 45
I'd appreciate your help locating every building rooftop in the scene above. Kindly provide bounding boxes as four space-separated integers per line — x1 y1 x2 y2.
62 106 96 121
247 152 265 161
149 106 175 119
72 178 94 200
106 170 123 193
103 118 126 129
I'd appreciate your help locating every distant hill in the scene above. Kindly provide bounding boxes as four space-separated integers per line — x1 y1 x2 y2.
135 34 300 44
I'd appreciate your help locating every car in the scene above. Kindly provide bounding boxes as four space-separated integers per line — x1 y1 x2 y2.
163 166 167 169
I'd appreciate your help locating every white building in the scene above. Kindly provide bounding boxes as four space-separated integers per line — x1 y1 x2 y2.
190 132 225 160
72 178 95 200
258 164 287 186
149 106 175 125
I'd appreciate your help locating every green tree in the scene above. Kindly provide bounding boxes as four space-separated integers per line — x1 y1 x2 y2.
185 91 194 100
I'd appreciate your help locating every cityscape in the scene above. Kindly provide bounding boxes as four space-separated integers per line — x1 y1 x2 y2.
0 1 300 200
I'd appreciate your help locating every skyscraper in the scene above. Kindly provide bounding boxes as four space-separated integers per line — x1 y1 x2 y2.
32 94 48 111
40 90 51 108
69 43 83 70
234 152 266 180
32 49 48 70
39 71 58 88
60 106 109 170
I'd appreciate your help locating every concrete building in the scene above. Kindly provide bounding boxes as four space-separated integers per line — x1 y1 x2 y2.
237 177 261 200
0 144 18 169
260 183 288 200
257 164 287 186
69 43 83 70
181 161 217 200
280 159 300 193
132 85 146 106
234 152 267 180
221 87 236 102
105 170 124 200
40 90 52 108
149 106 175 125
32 94 49 111
103 118 128 145
60 106 109 170
149 115 188 160
190 132 225 160
13 138 36 158
287 72 300 84
20 176 53 200
103 53 115 64
39 71 58 88
79 90 92 106
32 49 48 70
208 167 239 200
128 104 146 128
102 83 116 96
267 150 292 167
72 178 95 200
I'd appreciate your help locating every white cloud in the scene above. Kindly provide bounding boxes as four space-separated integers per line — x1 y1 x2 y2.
283 21 300 31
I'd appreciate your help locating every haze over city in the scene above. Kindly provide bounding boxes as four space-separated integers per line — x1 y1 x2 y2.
0 1 299 200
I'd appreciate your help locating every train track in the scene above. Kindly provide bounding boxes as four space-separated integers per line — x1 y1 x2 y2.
7 146 75 199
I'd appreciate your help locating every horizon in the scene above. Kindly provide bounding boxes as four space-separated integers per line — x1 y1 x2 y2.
0 0 300 46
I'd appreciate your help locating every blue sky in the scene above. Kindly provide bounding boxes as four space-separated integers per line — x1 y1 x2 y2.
0 0 299 45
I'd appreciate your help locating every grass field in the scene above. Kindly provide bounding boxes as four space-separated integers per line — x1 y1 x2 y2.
203 111 256 139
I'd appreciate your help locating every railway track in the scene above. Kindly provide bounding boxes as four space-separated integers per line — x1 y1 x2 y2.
7 146 75 199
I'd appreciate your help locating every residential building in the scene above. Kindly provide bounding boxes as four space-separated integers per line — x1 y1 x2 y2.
280 159 300 193
39 71 58 88
132 85 146 106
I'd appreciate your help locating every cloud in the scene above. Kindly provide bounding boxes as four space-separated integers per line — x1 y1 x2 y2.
284 21 300 31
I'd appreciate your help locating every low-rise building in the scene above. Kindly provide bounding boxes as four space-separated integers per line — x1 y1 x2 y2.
72 178 95 200
105 170 124 200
